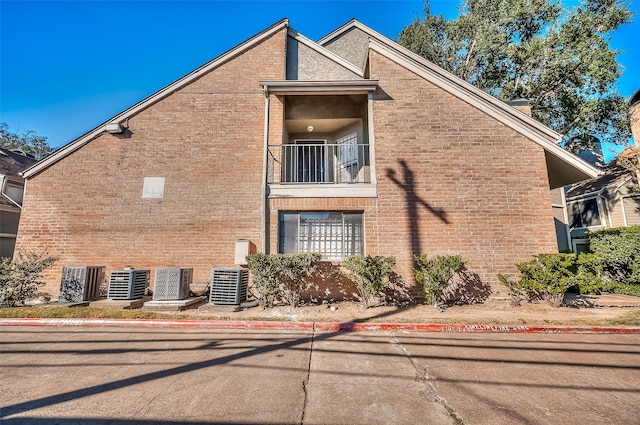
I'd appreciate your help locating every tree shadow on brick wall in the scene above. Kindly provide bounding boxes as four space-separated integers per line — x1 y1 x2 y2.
386 159 448 247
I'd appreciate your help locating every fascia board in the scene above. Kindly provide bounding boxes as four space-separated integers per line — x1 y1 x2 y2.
287 28 364 77
260 79 378 95
368 41 599 180
566 193 600 203
22 19 290 179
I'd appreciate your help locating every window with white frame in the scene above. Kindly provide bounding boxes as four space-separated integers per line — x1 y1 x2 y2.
278 211 363 260
568 198 602 229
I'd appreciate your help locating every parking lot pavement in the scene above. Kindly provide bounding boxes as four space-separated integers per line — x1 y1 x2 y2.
1 326 639 425
391 332 640 425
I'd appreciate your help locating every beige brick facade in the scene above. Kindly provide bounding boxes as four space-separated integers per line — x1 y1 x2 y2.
17 21 567 297
17 28 287 290
367 50 557 289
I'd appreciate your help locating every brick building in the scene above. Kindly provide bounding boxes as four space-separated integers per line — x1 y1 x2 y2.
17 19 598 295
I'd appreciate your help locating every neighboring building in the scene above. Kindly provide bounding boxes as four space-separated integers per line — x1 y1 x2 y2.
16 19 598 295
564 148 639 252
561 88 640 253
0 149 38 258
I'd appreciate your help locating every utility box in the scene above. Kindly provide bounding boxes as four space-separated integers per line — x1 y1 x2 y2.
153 268 192 300
59 266 105 302
234 239 256 266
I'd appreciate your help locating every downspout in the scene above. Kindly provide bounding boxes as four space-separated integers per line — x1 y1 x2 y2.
561 188 571 251
261 87 270 253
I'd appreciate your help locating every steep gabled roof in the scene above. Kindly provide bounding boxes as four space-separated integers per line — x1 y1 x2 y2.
22 19 290 179
23 18 599 188
0 148 38 177
319 19 600 188
566 148 638 198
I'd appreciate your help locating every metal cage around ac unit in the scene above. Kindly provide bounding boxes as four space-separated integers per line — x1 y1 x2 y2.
108 269 150 300
153 268 192 300
59 266 105 302
209 268 248 305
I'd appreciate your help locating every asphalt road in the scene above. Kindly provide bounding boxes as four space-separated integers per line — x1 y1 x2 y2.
1 326 639 424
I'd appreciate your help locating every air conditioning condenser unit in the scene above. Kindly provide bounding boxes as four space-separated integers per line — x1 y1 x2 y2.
210 268 248 305
108 269 149 300
153 267 192 300
59 266 105 302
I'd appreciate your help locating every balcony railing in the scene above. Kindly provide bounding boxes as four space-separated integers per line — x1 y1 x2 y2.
268 143 371 184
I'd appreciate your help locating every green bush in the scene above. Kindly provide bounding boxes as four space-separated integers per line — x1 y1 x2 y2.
500 253 576 307
574 252 614 294
413 254 465 308
341 255 396 309
0 252 57 307
586 225 640 284
245 253 321 307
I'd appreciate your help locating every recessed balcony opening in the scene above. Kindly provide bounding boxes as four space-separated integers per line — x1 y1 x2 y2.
268 94 371 185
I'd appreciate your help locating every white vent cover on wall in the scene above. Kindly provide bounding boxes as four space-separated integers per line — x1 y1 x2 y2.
142 177 165 198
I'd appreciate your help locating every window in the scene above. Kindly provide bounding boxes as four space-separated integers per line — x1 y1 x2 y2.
568 198 602 228
279 211 363 260
3 181 24 206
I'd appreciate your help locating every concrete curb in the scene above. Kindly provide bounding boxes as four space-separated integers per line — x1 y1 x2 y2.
1 318 639 334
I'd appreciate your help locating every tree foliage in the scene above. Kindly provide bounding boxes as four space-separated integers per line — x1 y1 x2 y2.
398 0 633 147
0 122 52 159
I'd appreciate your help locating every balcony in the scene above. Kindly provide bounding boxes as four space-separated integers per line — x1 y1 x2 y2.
268 143 371 184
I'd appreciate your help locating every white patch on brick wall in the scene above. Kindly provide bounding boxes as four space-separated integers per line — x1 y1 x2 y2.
142 177 165 199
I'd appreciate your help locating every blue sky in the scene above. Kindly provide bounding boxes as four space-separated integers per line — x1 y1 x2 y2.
1 0 638 161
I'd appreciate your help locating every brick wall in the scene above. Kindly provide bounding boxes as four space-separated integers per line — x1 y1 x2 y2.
16 28 287 293
17 29 558 297
631 101 640 145
367 50 557 293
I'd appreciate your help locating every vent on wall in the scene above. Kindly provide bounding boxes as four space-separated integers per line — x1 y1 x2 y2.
108 270 149 300
59 266 105 302
210 268 248 305
153 268 192 300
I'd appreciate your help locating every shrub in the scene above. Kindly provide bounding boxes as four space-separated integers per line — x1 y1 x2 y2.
245 253 321 307
0 252 57 307
341 255 396 309
413 254 465 309
586 225 640 284
574 252 611 294
500 253 576 307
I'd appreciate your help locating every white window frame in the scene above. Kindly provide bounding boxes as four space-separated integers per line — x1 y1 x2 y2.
278 211 364 260
567 196 604 230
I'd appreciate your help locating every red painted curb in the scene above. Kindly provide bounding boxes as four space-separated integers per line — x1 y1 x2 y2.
1 318 639 334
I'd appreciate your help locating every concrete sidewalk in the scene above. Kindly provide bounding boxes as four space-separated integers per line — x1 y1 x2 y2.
1 326 639 424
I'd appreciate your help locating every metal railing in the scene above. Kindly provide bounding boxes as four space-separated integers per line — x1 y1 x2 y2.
267 143 371 184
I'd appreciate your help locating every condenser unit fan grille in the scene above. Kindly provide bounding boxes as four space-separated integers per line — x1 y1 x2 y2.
210 268 248 305
108 270 149 300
